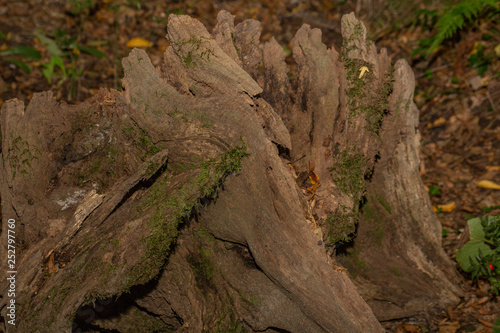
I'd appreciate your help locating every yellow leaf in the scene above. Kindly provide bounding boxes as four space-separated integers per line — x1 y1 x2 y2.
477 180 500 190
431 117 446 127
126 38 153 48
359 66 369 79
434 202 456 213
495 43 500 58
307 182 321 193
309 171 319 185
485 166 500 171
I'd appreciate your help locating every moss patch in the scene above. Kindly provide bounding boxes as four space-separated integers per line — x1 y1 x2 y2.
172 35 215 68
325 204 358 246
7 133 41 180
332 146 369 197
362 195 392 246
341 21 394 136
188 245 215 292
125 139 249 290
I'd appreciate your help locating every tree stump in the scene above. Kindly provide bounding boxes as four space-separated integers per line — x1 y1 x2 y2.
0 11 461 332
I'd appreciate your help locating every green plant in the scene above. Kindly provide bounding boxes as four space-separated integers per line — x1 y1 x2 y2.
428 186 440 196
468 43 492 75
483 205 500 214
0 46 41 73
36 29 105 100
413 0 499 57
69 0 94 14
456 215 500 294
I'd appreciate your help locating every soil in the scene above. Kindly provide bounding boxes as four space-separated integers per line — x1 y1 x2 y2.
1 0 499 332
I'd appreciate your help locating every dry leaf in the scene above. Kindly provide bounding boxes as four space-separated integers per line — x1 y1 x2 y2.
438 321 460 333
485 166 500 171
433 202 456 213
288 163 298 178
309 171 319 185
427 117 446 128
477 180 500 190
307 182 321 193
126 38 153 48
477 318 493 328
48 252 57 274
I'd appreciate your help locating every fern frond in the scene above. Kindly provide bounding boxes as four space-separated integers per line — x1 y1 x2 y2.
426 0 499 55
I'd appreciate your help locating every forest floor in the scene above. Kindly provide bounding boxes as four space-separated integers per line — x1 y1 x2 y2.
0 0 499 332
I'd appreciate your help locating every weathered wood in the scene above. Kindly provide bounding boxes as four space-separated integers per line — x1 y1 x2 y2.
0 10 460 333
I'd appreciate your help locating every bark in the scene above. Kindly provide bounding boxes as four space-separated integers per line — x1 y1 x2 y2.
0 11 460 333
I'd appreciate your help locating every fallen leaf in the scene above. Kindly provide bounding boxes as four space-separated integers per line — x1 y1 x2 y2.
485 166 500 171
359 66 369 78
438 321 460 333
309 171 319 184
477 318 493 327
477 180 500 190
126 38 153 48
430 117 446 127
307 182 321 193
288 163 298 178
433 202 456 213
48 252 57 274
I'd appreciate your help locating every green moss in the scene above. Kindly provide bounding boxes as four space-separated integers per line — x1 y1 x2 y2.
376 195 392 214
332 146 368 197
173 35 215 68
188 246 215 291
197 227 216 243
231 32 242 58
213 296 248 333
167 107 181 117
122 124 161 159
347 248 366 278
168 108 213 128
7 134 41 180
341 23 394 136
237 289 261 309
325 204 358 245
125 139 249 291
363 195 389 246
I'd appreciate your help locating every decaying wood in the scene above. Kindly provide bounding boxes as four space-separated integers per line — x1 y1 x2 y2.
0 10 460 333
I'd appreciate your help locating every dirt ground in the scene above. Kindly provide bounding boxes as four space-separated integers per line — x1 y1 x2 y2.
1 0 499 332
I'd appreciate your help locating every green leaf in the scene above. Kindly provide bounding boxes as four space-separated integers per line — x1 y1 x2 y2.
425 0 499 56
86 40 109 47
468 217 487 241
42 56 67 84
77 46 105 58
494 316 500 333
36 34 64 57
456 240 494 272
429 186 440 196
0 46 41 60
4 59 31 73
